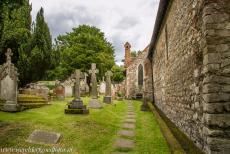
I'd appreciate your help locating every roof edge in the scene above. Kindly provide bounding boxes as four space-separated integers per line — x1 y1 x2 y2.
148 0 171 59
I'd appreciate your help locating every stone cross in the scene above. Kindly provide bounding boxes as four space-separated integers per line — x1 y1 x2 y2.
5 48 13 64
105 71 113 96
89 63 99 99
71 69 84 100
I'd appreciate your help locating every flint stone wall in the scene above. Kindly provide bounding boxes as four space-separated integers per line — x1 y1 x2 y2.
152 0 230 153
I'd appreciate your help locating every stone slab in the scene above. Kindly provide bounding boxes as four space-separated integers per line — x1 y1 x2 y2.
114 138 135 149
126 115 135 119
124 119 136 123
118 130 135 137
122 123 135 129
127 112 135 115
88 99 103 109
27 130 61 144
103 96 112 104
65 108 89 114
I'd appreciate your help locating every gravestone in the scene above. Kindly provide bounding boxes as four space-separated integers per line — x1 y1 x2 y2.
54 81 65 100
0 48 21 112
88 63 102 109
99 77 106 94
103 71 113 104
27 130 61 144
80 73 89 96
65 69 89 114
63 79 73 97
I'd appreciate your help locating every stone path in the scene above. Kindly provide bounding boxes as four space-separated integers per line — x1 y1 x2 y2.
112 101 136 153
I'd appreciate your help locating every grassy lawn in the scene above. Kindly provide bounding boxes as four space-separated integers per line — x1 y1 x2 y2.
0 98 169 154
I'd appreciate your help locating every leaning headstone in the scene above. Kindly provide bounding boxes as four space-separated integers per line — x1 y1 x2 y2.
103 71 113 104
0 48 21 112
88 63 102 109
65 69 89 114
27 130 61 144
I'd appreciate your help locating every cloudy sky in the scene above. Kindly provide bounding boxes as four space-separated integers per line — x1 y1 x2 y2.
29 0 159 65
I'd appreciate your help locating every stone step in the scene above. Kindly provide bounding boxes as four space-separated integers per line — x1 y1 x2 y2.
126 115 135 119
122 123 135 129
127 112 135 115
118 130 135 137
113 138 135 149
124 119 136 123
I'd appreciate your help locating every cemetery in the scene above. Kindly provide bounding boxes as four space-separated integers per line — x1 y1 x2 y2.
0 0 229 154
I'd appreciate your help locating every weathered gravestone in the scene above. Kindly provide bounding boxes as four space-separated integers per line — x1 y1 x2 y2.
103 71 113 104
65 69 89 114
99 77 106 94
88 63 102 109
27 130 61 144
54 81 65 100
63 79 74 97
80 73 89 96
0 49 21 112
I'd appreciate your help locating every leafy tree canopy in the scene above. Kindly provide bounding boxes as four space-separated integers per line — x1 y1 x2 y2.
111 65 125 83
47 25 115 81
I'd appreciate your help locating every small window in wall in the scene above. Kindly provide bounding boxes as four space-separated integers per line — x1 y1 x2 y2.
165 24 169 60
138 64 144 86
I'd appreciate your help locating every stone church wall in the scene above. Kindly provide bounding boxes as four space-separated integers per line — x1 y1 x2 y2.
151 0 230 153
125 47 153 101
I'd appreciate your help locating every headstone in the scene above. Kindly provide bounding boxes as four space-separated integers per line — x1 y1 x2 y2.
27 130 61 144
103 71 113 104
141 94 149 111
63 79 73 97
54 81 65 100
0 48 21 112
88 63 102 109
80 73 89 96
99 77 106 94
65 69 89 114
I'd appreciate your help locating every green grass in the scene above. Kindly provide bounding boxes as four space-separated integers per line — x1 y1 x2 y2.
133 101 170 154
0 98 170 154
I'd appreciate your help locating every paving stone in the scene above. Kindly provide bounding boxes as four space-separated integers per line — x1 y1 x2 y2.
118 130 135 137
114 138 135 149
126 115 135 118
111 152 128 154
27 130 61 144
124 119 136 123
122 123 135 129
127 112 135 115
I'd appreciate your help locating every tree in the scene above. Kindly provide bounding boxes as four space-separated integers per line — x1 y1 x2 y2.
29 7 52 81
47 25 115 80
0 0 31 64
111 65 125 83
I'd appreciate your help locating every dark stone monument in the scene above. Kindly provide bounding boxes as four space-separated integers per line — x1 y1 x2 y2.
27 130 61 144
103 71 113 104
65 69 89 114
141 95 149 111
88 63 102 109
0 48 21 112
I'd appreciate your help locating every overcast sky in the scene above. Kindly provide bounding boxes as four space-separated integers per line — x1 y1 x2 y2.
29 0 159 65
